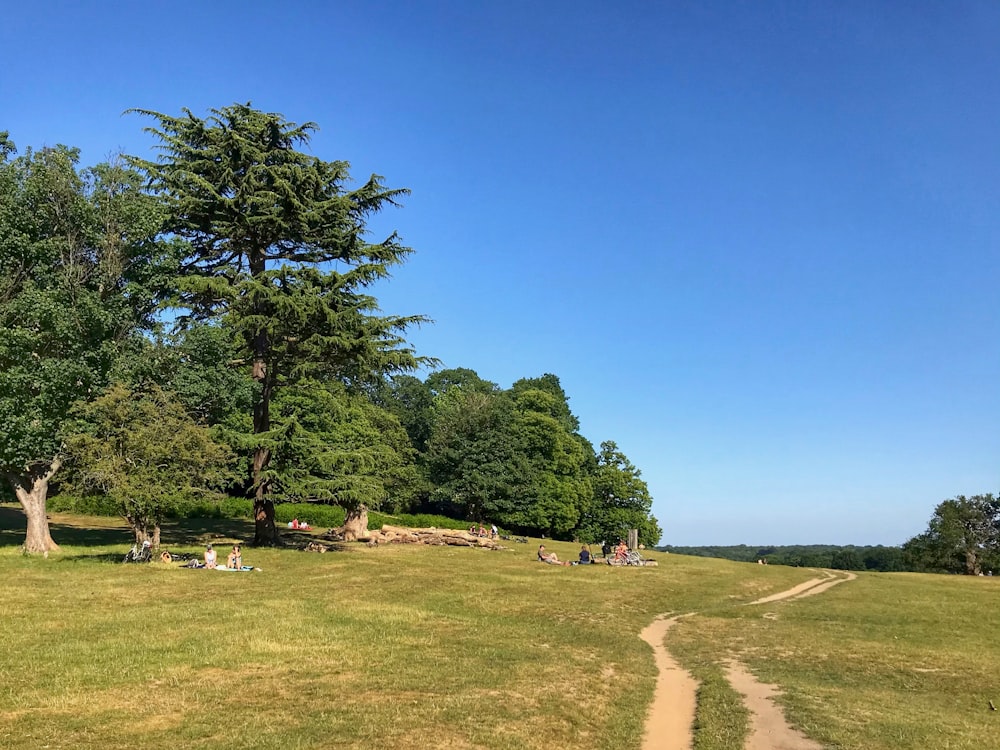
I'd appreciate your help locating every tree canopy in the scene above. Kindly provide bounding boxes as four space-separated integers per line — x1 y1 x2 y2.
903 494 1000 575
128 103 428 544
2 108 663 553
0 135 166 552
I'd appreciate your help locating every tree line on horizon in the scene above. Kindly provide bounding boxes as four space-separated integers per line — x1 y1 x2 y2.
658 543 907 571
0 103 659 554
662 493 1000 576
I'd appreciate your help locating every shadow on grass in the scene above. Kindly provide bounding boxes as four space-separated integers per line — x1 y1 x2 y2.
0 505 352 558
0 505 132 549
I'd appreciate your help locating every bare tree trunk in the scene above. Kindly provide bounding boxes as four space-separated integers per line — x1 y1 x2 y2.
253 492 277 546
8 459 62 555
965 548 981 576
341 505 369 542
129 520 161 548
128 517 147 545
248 261 279 547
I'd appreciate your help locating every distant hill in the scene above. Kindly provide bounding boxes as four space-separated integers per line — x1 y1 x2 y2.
658 543 905 572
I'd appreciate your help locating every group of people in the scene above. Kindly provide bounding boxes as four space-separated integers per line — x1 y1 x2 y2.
202 543 243 569
537 544 594 566
468 523 499 539
537 540 635 566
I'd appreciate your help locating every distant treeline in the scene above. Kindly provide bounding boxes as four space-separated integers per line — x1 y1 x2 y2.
658 544 905 572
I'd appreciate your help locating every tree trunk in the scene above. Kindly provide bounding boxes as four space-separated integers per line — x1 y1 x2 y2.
341 504 369 542
965 548 981 576
129 520 161 548
248 257 278 547
8 460 61 555
253 495 278 546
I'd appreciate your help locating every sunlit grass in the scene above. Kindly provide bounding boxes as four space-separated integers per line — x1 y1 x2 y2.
669 571 1000 750
3 506 999 749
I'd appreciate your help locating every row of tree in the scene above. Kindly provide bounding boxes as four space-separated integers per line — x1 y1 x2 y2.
659 544 907 572
0 104 660 553
662 493 1000 576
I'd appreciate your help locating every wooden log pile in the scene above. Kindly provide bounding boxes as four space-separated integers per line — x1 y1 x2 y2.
363 525 506 549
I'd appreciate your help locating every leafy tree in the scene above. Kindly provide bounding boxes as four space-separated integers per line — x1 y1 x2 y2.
424 387 528 525
425 367 499 397
510 374 580 431
264 381 418 536
578 440 659 547
128 103 427 544
374 374 435 453
862 546 905 572
903 494 1000 575
65 384 235 545
830 549 862 571
0 136 165 553
508 386 592 537
170 323 257 428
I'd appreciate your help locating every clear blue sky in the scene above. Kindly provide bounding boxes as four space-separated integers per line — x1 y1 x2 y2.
4 1 998 545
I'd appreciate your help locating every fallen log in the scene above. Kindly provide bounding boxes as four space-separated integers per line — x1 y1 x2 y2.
376 525 506 549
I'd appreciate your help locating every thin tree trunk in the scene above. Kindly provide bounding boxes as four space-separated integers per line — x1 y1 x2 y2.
9 459 62 555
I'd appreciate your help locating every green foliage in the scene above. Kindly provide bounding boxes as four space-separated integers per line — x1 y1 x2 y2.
47 492 120 516
424 386 527 523
577 440 657 546
264 380 418 511
507 387 591 536
169 323 257 426
420 370 660 542
64 384 235 539
660 543 906 571
425 367 499 396
127 103 429 541
0 142 167 476
903 494 1000 575
510 373 580 430
373 374 435 452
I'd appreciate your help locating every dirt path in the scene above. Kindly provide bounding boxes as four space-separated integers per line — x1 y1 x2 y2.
639 615 698 750
640 570 855 750
725 661 824 750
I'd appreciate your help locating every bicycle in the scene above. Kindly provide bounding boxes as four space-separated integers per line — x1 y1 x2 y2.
123 539 152 563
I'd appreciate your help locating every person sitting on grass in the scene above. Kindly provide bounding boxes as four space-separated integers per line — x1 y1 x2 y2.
537 545 570 566
204 544 217 569
578 545 592 565
226 545 242 569
613 540 628 563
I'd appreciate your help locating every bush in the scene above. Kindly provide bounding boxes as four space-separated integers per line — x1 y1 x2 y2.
274 503 345 528
48 493 119 516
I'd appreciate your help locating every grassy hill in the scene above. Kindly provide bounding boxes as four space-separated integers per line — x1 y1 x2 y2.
1 506 997 749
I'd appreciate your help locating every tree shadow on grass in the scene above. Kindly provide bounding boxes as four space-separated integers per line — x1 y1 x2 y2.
0 505 354 558
0 504 132 549
158 516 257 547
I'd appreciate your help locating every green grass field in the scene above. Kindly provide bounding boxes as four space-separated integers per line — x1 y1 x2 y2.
2 506 998 749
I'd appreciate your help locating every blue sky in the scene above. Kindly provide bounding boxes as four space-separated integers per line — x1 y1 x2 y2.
4 1 998 545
